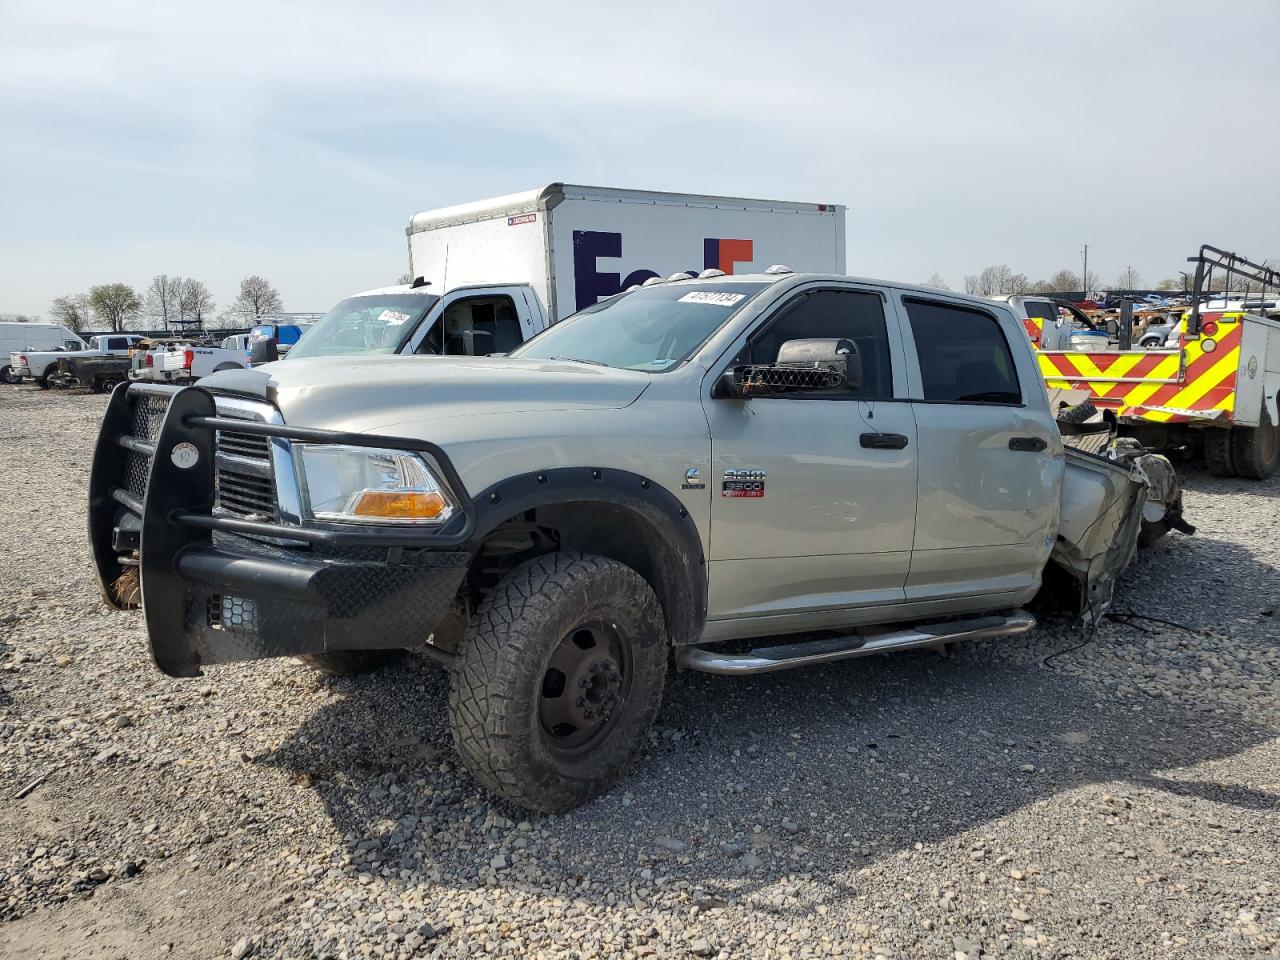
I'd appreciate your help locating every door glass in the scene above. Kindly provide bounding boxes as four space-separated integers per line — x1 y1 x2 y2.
1023 301 1058 324
747 290 893 400
904 299 1022 404
436 296 519 356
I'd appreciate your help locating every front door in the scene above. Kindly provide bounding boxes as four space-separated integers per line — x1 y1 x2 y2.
703 285 919 631
896 295 1062 601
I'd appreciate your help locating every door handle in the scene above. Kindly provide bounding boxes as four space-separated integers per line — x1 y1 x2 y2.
1009 436 1047 452
860 432 909 450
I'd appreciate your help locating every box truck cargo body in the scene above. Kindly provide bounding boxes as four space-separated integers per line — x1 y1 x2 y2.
406 184 846 323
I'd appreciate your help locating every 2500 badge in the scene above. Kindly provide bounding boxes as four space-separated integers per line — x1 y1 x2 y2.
722 468 766 498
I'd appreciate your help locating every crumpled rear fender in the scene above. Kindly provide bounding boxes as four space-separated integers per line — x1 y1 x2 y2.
1052 449 1149 624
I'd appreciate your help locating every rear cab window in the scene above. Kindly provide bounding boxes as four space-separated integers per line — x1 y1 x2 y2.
903 298 1022 405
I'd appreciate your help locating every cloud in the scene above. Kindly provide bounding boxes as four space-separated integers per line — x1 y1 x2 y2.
1 0 1278 314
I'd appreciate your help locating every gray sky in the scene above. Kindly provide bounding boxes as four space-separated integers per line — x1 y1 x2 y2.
2 0 1277 317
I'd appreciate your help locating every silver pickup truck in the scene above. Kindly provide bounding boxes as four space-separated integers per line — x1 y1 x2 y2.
88 270 1187 812
12 334 142 387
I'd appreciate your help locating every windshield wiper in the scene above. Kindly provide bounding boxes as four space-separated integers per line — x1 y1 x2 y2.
548 356 608 367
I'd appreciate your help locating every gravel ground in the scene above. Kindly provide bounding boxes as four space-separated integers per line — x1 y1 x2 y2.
0 385 1277 960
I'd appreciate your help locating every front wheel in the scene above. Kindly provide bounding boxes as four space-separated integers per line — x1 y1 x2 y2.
449 552 667 813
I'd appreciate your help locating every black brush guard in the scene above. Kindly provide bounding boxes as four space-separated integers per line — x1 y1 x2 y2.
88 383 475 677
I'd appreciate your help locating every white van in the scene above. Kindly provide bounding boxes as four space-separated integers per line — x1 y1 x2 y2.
0 323 85 384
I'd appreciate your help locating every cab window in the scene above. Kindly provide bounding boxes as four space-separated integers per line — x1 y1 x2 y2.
1023 301 1058 324
741 289 893 400
904 298 1021 404
419 296 521 356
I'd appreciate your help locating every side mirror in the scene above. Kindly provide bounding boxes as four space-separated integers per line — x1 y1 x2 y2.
249 338 279 366
717 338 862 399
776 338 862 390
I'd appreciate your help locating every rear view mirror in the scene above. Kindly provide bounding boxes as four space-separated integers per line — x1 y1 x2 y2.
249 338 279 366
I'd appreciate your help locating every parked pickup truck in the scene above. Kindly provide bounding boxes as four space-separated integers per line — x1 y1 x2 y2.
89 270 1186 812
132 336 250 383
11 334 143 387
47 353 132 392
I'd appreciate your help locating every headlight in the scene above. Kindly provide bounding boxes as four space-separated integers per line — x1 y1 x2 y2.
294 445 455 525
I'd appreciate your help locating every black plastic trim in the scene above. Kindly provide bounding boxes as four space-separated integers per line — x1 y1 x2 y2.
467 467 707 646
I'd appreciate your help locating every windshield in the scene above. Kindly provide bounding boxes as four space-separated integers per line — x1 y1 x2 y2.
287 294 439 359
511 282 769 372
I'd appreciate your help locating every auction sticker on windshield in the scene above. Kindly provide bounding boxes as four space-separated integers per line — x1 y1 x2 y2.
376 309 413 325
678 292 745 307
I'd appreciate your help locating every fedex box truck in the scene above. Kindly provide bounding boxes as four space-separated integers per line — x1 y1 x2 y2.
406 183 846 323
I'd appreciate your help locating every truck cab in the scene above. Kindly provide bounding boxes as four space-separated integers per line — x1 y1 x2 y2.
282 282 548 362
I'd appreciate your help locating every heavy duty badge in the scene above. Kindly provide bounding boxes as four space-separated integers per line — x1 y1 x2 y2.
722 468 766 498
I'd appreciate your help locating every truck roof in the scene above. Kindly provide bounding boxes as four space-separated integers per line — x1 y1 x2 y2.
649 271 1023 314
407 183 845 235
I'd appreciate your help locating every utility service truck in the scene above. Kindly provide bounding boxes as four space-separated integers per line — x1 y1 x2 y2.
1028 246 1280 479
90 268 1185 813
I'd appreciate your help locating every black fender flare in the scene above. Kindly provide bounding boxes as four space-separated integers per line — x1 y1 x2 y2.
467 467 706 646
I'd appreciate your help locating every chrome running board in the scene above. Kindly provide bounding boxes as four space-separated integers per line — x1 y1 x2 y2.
676 610 1036 676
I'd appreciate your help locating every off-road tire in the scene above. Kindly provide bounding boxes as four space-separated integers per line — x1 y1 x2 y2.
0 365 15 385
449 552 667 813
1230 407 1280 481
298 650 404 676
1056 400 1098 424
1203 427 1236 477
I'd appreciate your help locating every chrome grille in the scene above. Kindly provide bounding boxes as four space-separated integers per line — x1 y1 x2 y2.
213 397 279 521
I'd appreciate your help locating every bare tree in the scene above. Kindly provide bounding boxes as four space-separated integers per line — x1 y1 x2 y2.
177 278 215 326
88 283 142 333
1114 267 1143 291
1155 277 1181 292
920 273 950 291
144 274 184 329
1046 269 1081 293
233 276 284 321
396 272 413 285
964 265 1028 297
0 313 39 323
49 294 93 332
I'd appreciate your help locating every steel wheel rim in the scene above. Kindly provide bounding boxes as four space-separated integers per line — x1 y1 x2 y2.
538 620 631 757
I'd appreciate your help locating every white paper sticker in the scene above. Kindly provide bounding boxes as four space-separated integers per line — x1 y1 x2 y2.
678 291 745 307
376 309 413 325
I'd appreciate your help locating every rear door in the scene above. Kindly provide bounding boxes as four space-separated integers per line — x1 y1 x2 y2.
896 295 1061 601
704 283 919 628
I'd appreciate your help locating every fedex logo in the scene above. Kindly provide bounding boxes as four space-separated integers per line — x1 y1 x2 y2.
572 230 754 311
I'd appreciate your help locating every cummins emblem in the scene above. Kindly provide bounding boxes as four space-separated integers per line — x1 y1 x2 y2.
681 467 705 490
722 468 766 498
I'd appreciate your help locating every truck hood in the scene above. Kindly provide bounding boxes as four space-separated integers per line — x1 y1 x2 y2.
203 354 651 430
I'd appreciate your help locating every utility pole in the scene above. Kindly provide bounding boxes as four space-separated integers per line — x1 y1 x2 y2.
1081 244 1089 296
